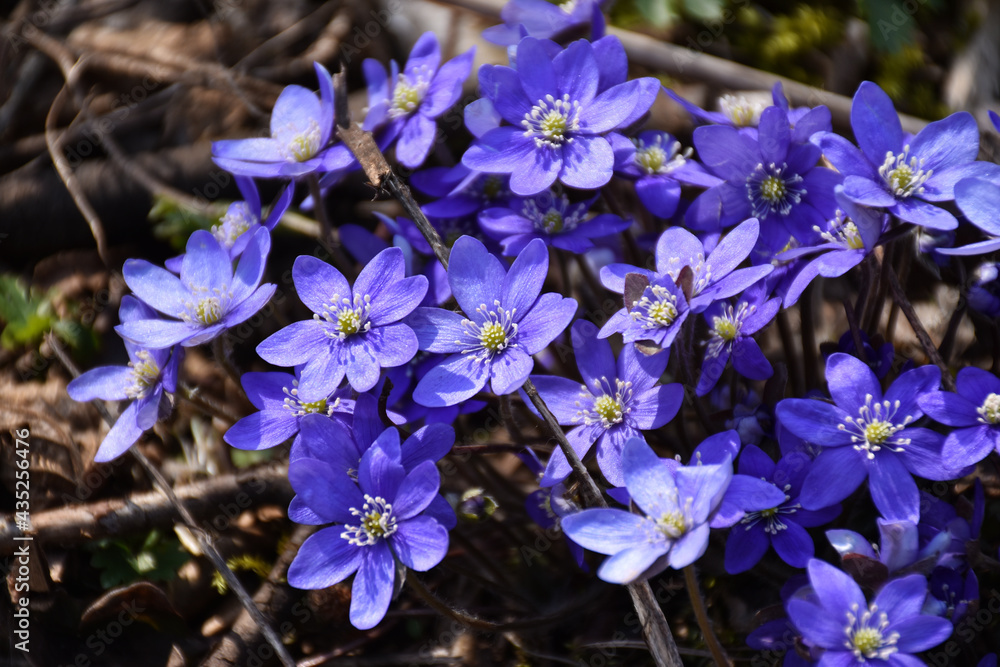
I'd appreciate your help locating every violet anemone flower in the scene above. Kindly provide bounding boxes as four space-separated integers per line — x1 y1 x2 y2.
611 130 721 218
481 0 609 46
776 353 955 522
919 366 1000 469
787 559 953 665
780 189 886 307
223 370 354 451
599 218 773 345
560 436 733 581
362 32 475 169
725 446 841 573
687 105 842 249
478 187 630 255
212 62 355 178
531 320 683 487
409 236 577 406
68 297 182 462
256 247 427 399
462 37 657 195
696 282 780 396
118 227 276 348
288 394 456 530
937 178 1000 256
812 81 1000 231
286 430 449 629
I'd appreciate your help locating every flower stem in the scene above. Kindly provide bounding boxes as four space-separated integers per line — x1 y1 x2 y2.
683 565 731 667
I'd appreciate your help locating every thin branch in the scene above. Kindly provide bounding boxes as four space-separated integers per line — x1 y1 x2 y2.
683 565 731 667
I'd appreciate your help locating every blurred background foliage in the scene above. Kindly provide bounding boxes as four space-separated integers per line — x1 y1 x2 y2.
611 0 975 118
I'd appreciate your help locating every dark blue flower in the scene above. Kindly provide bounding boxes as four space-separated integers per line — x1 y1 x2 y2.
919 366 1000 470
256 247 427 399
363 32 475 169
725 446 840 573
68 297 182 462
777 353 955 522
812 81 1000 231
212 63 355 179
118 227 276 348
463 37 657 195
286 428 449 629
531 320 683 487
482 0 609 45
409 236 577 406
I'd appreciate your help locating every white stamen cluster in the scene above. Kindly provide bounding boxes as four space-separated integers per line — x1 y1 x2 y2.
707 303 754 358
341 495 397 546
633 135 690 175
521 194 584 235
574 377 633 427
281 379 339 417
814 210 865 250
182 285 233 327
838 394 912 458
522 94 581 147
212 202 257 250
389 66 432 119
879 147 932 198
630 284 680 330
662 252 712 298
746 162 806 218
719 94 768 127
843 602 899 661
125 350 161 399
740 485 797 535
978 393 1000 425
316 293 372 339
457 301 518 361
282 119 322 162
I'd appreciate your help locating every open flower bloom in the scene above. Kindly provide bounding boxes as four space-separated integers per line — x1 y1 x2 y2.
725 446 841 573
919 366 1000 469
478 187 630 255
531 320 683 487
776 353 958 523
937 178 1000 256
362 32 475 169
561 436 734 582
462 37 658 195
257 247 427 399
787 559 953 665
481 0 609 45
286 430 449 629
68 297 182 462
117 227 276 348
811 81 1000 231
212 62 355 178
409 236 577 406
223 369 354 451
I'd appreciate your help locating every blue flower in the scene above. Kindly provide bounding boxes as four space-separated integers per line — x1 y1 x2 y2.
286 429 449 629
812 81 1000 231
462 37 657 195
363 32 475 169
481 0 609 45
222 370 354 451
561 436 734 582
68 297 182 462
611 130 721 219
919 367 1000 470
478 187 630 255
937 178 1000 256
688 105 842 249
776 353 956 522
117 227 276 348
212 63 355 179
725 446 841 573
256 247 427 399
697 282 780 396
787 559 953 665
531 320 683 487
409 236 577 406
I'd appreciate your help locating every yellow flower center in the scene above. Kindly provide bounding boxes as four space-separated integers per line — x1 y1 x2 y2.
713 318 738 341
196 297 223 325
978 393 1000 424
337 310 361 336
593 394 624 425
879 147 932 198
657 510 687 538
852 628 883 656
760 175 787 203
864 421 893 446
126 351 161 399
479 322 508 353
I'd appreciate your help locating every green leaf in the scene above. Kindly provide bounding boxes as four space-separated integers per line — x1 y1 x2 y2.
0 275 57 351
87 530 190 589
634 0 679 28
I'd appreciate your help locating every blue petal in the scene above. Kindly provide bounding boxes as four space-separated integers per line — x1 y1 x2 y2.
391 515 448 570
560 508 651 555
287 527 362 589
869 453 919 523
349 543 395 630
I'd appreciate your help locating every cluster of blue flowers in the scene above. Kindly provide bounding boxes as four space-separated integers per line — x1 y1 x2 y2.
68 0 1000 662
